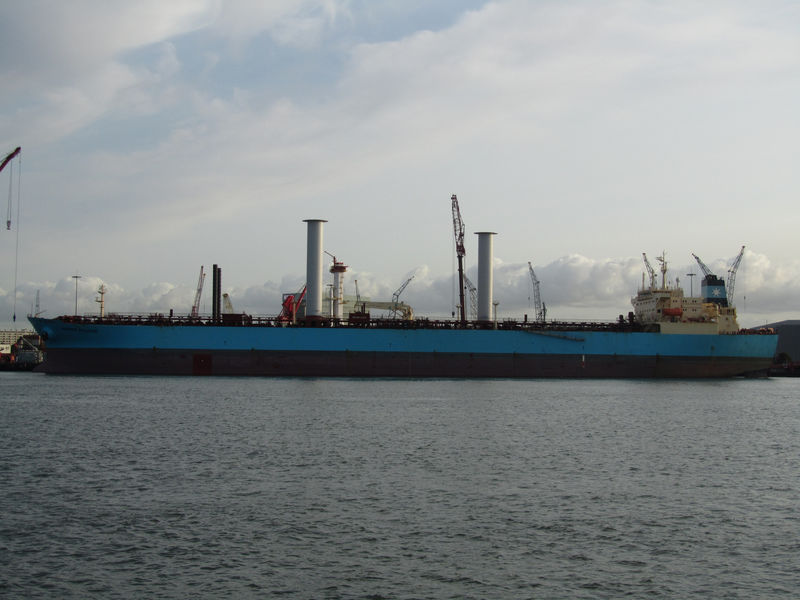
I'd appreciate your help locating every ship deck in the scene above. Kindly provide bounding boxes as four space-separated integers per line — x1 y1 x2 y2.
56 313 652 333
51 313 777 337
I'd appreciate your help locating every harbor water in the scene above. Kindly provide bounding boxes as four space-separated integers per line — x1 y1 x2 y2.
2 374 799 598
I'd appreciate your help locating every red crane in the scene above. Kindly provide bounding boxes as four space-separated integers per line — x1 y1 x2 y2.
278 285 307 323
451 194 467 324
2 147 21 230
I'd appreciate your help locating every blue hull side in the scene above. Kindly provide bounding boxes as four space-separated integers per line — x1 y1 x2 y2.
29 317 777 378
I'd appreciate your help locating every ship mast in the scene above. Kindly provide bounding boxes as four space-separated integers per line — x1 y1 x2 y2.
95 285 107 318
655 252 668 289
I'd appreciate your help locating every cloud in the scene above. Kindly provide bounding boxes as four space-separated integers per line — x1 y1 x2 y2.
0 1 211 84
0 1 213 143
210 0 348 46
4 247 799 330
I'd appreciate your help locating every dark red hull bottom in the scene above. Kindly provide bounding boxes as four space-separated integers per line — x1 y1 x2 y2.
36 349 772 378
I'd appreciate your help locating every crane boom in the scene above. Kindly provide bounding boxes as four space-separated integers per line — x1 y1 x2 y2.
0 147 21 174
726 245 745 304
392 275 414 302
527 262 545 322
391 275 414 319
359 300 414 320
191 266 205 318
642 253 657 289
463 275 478 321
691 252 729 307
691 253 713 278
3 147 21 230
451 194 467 323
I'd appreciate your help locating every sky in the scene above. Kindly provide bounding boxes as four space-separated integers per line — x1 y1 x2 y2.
1 0 799 329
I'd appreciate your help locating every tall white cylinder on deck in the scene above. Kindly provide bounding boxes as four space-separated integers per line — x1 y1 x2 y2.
303 219 327 318
476 231 497 322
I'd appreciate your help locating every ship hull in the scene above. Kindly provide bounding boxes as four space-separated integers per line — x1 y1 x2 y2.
30 317 777 378
37 347 773 378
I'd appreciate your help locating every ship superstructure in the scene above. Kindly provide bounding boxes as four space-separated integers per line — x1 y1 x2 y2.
632 252 740 335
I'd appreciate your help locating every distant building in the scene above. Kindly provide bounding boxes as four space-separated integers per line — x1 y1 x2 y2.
1 329 34 354
0 329 43 369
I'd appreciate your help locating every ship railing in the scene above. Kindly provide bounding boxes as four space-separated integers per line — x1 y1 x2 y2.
56 312 674 334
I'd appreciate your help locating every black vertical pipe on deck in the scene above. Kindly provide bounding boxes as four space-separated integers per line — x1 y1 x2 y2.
212 264 219 322
216 267 222 322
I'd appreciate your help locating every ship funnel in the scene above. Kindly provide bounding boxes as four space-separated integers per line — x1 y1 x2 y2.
304 219 327 319
475 231 497 322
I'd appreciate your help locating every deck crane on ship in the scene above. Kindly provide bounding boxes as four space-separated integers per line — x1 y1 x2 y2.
451 195 467 324
345 277 415 321
726 246 745 305
390 276 414 319
463 275 478 321
692 252 729 306
278 285 307 323
641 253 658 289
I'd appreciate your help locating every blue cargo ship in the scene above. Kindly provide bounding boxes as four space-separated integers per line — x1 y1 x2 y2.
28 314 776 377
28 219 778 377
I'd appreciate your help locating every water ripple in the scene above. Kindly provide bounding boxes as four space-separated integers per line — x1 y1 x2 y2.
1 375 799 598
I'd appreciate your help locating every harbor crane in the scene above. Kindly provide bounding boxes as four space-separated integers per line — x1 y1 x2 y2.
390 275 414 319
190 266 205 318
451 194 467 324
2 146 21 230
726 246 745 304
527 262 546 322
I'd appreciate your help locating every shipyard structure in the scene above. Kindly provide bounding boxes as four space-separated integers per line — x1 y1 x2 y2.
29 207 777 378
